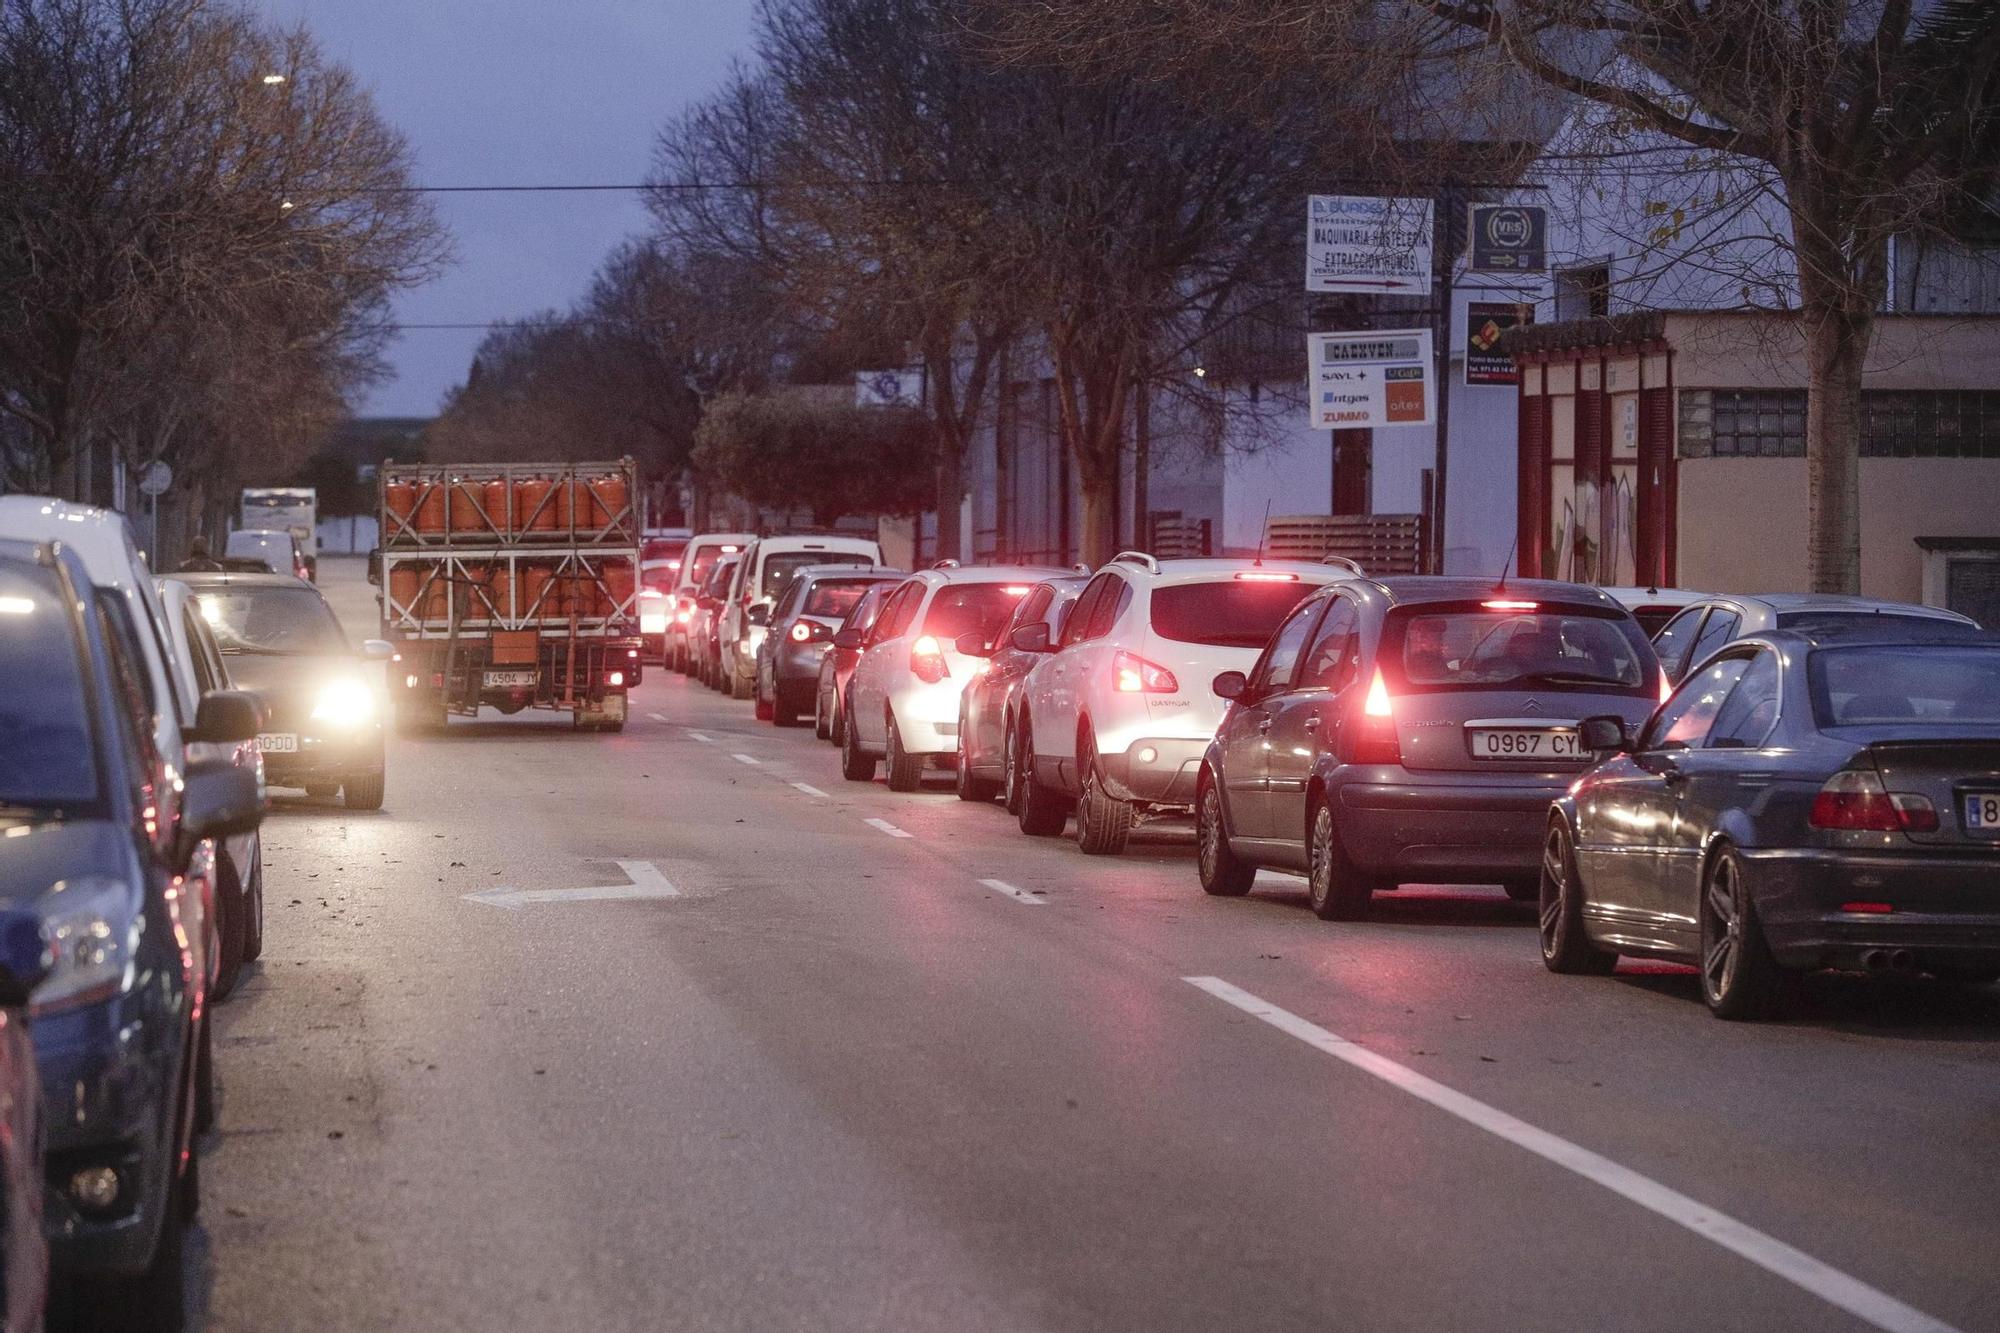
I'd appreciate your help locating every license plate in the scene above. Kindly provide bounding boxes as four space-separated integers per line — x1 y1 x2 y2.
484 670 536 688
257 733 298 754
1468 727 1580 760
1964 792 2000 833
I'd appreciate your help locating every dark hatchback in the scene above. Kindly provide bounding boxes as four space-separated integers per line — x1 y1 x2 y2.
1198 577 1664 920
176 572 392 810
754 566 903 727
0 539 262 1321
1543 626 2000 1018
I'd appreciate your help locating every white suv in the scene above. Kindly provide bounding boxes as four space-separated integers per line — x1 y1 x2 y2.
721 534 882 699
841 563 1064 791
665 532 752 673
1013 552 1360 852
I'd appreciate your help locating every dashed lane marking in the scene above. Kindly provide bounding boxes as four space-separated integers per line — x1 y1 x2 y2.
1184 977 1957 1333
732 753 762 766
978 878 1045 906
864 818 913 839
792 782 831 799
649 712 669 722
685 730 715 743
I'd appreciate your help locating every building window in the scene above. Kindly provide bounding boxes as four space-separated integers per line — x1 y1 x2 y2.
1554 264 1611 321
1703 389 1807 457
1679 388 2000 459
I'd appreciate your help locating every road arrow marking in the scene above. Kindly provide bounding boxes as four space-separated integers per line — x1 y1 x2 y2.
464 860 680 909
686 730 714 743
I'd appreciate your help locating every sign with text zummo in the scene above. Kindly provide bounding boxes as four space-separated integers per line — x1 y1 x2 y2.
1308 329 1436 429
1306 195 1433 293
1467 204 1546 273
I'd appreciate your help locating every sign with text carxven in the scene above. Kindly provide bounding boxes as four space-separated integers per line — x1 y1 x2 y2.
1308 329 1435 429
1306 196 1433 293
1467 205 1547 273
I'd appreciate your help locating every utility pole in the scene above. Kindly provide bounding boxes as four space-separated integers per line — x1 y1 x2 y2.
1431 189 1462 575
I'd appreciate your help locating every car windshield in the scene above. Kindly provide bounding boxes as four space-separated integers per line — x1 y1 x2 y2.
227 532 285 561
641 564 678 593
763 551 871 605
1811 646 2000 726
1151 578 1317 648
803 579 881 619
1397 608 1650 691
197 586 348 655
0 564 100 809
923 582 1032 643
1777 610 1970 633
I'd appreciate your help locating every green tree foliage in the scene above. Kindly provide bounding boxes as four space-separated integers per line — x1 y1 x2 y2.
692 390 934 527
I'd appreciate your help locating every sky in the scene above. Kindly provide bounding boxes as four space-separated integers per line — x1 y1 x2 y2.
255 0 759 419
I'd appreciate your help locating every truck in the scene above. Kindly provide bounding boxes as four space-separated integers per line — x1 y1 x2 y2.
240 487 318 576
372 459 643 733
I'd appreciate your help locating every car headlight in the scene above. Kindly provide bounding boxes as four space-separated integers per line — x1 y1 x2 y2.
34 876 138 1015
310 677 377 725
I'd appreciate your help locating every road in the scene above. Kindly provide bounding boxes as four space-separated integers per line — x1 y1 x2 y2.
200 558 2000 1332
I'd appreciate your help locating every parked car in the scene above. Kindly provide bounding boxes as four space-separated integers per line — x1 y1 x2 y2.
1197 577 1665 919
667 534 752 673
1012 553 1362 852
225 527 309 580
636 559 680 663
156 577 266 999
640 532 689 569
954 575 1087 804
815 581 898 745
1651 592 1978 684
841 565 1064 791
0 910 49 1333
689 556 740 690
753 566 904 726
719 534 883 700
1600 585 1708 637
176 570 394 809
1542 626 2000 1018
0 533 262 1325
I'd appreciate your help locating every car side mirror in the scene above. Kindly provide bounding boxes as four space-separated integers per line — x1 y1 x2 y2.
177 760 265 870
366 549 381 586
1211 670 1249 702
955 632 993 657
0 911 49 1007
1008 623 1052 654
187 689 261 744
833 628 863 650
361 639 394 660
747 604 771 628
1578 715 1630 754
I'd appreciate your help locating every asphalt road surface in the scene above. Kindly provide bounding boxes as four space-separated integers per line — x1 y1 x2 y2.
199 558 2000 1332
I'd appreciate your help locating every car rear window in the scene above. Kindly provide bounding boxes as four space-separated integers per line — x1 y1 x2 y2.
641 538 686 565
923 583 1034 643
1150 578 1317 648
0 564 100 807
1777 610 1972 633
1395 606 1652 693
1810 646 2000 726
802 580 880 619
761 551 872 604
1631 606 1682 636
196 586 348 655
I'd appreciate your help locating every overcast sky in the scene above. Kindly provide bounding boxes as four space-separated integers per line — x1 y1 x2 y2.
256 0 758 419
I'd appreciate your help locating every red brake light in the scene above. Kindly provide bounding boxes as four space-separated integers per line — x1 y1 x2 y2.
1482 599 1540 611
911 634 948 684
1235 571 1299 582
1354 668 1400 764
1112 651 1178 693
1810 771 1934 832
1363 668 1393 717
1840 902 1895 915
790 621 823 643
1002 585 1031 596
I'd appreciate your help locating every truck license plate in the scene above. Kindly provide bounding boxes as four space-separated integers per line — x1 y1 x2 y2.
1964 792 2000 833
257 733 298 753
484 670 536 688
1468 727 1579 760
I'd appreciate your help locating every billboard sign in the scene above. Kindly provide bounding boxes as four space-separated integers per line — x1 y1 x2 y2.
1467 204 1546 273
1307 329 1435 429
1306 195 1433 293
1465 302 1531 386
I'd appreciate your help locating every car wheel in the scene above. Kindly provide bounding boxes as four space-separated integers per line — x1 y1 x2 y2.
1196 777 1255 896
1307 798 1373 921
730 667 752 700
840 694 877 783
1699 844 1783 1020
1015 723 1069 837
955 711 999 802
1539 818 1617 975
1074 740 1133 855
885 715 924 792
813 689 831 740
1003 722 1026 816
343 770 387 811
213 859 247 1001
241 847 265 964
830 693 847 748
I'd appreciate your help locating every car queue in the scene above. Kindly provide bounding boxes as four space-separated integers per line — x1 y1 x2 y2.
0 495 391 1329
673 528 2000 1025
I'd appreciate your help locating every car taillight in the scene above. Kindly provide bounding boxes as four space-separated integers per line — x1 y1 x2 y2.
1481 598 1539 611
1354 668 1400 764
911 634 949 684
1809 770 1935 832
790 621 827 644
607 670 626 687
1234 571 1299 582
1112 651 1178 693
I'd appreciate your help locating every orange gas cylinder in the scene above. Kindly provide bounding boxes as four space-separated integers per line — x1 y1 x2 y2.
470 563 510 620
389 566 420 615
447 480 483 533
518 561 553 617
384 481 417 534
413 481 446 534
587 473 628 530
482 479 511 536
600 558 634 619
516 477 566 533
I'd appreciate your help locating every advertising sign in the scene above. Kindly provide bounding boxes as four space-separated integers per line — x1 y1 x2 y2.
1465 302 1531 386
1467 205 1546 273
854 368 924 409
1307 329 1435 429
1306 195 1433 293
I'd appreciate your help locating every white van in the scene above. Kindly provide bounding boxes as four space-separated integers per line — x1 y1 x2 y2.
719 534 882 699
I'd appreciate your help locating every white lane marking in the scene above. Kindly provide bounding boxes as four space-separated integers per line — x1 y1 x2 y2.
978 878 1046 906
792 782 831 799
1184 977 1958 1333
864 817 913 839
649 712 669 722
732 753 762 766
685 730 714 743
467 860 680 909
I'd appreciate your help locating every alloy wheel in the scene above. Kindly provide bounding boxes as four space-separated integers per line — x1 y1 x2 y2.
1702 856 1743 1004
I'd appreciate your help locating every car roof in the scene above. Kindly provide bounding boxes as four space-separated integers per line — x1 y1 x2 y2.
167 570 312 589
912 564 1071 586
1598 585 1707 606
1759 622 2000 652
0 495 148 587
755 534 880 551
1717 591 1971 618
1099 556 1350 584
1365 575 1627 611
794 564 905 581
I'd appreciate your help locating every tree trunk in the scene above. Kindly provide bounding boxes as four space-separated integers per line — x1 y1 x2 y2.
1080 476 1119 567
1796 270 1871 595
934 440 963 564
1132 381 1150 552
